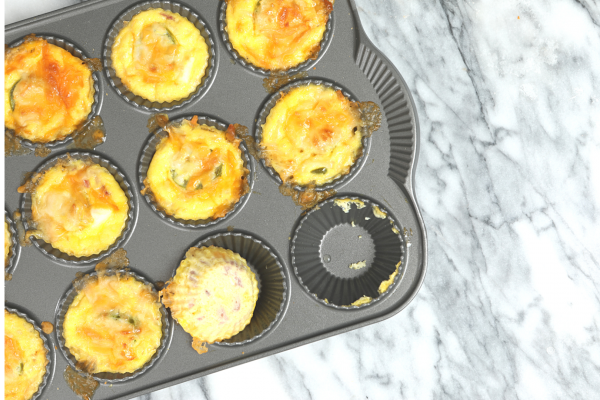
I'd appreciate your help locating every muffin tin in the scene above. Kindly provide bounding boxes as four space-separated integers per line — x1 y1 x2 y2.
5 0 427 399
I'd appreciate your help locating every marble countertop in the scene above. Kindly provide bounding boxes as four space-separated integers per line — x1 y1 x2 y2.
6 0 600 399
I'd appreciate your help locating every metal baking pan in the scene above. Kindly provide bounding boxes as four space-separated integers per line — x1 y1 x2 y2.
4 0 427 398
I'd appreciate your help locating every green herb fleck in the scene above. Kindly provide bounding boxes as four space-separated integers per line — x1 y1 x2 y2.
214 164 223 179
311 167 327 174
10 79 20 111
165 28 177 44
171 170 189 188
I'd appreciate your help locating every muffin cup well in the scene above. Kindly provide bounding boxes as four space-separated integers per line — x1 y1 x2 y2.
5 305 54 400
5 209 21 277
103 1 217 111
218 0 334 75
138 115 253 228
55 268 172 384
19 151 137 266
5 34 102 150
170 232 288 345
254 78 371 191
291 195 407 309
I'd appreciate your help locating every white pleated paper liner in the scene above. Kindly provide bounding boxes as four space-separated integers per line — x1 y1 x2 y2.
176 231 289 345
103 1 217 111
137 115 253 228
54 268 173 384
6 34 102 150
218 0 334 75
5 209 21 277
290 195 407 309
5 305 55 400
254 78 371 192
19 151 137 266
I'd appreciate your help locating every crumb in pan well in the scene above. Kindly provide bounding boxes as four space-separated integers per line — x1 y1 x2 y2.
4 310 49 400
111 8 209 103
260 84 381 196
63 272 163 374
226 0 334 70
334 198 366 213
4 35 95 143
161 246 259 347
144 117 249 221
19 157 129 257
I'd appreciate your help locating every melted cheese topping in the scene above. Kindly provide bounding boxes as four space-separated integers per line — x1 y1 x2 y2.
111 9 209 103
31 159 129 257
146 119 247 220
226 0 334 70
5 221 11 267
4 36 94 143
161 246 259 344
261 84 363 186
5 310 48 400
63 274 163 374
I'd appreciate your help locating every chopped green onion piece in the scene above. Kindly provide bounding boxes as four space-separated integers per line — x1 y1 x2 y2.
311 167 327 174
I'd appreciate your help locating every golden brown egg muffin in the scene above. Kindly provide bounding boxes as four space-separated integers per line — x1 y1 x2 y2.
62 272 163 374
226 0 334 70
261 84 363 186
5 310 49 400
5 221 12 267
4 36 95 143
161 246 259 345
145 117 249 221
111 8 209 103
26 158 129 257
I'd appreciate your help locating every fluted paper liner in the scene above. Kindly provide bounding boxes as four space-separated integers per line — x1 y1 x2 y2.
254 78 371 191
55 268 172 383
103 1 217 111
6 34 102 149
218 0 334 75
19 151 136 266
5 209 21 276
5 306 54 400
138 115 253 228
167 232 287 345
291 195 406 309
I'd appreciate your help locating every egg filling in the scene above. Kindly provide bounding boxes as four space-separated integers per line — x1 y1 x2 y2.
161 246 259 344
29 158 129 257
5 310 48 400
4 36 95 143
145 117 248 221
226 0 333 70
63 273 163 374
261 84 363 186
111 8 209 103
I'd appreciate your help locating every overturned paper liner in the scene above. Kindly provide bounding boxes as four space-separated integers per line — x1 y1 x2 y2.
5 305 55 400
55 268 172 384
254 78 371 192
103 0 217 111
291 195 407 309
218 0 334 76
5 209 21 277
19 151 137 266
168 231 288 345
5 34 102 150
138 115 253 228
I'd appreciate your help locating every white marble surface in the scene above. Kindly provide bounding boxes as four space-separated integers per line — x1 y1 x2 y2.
6 0 600 399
